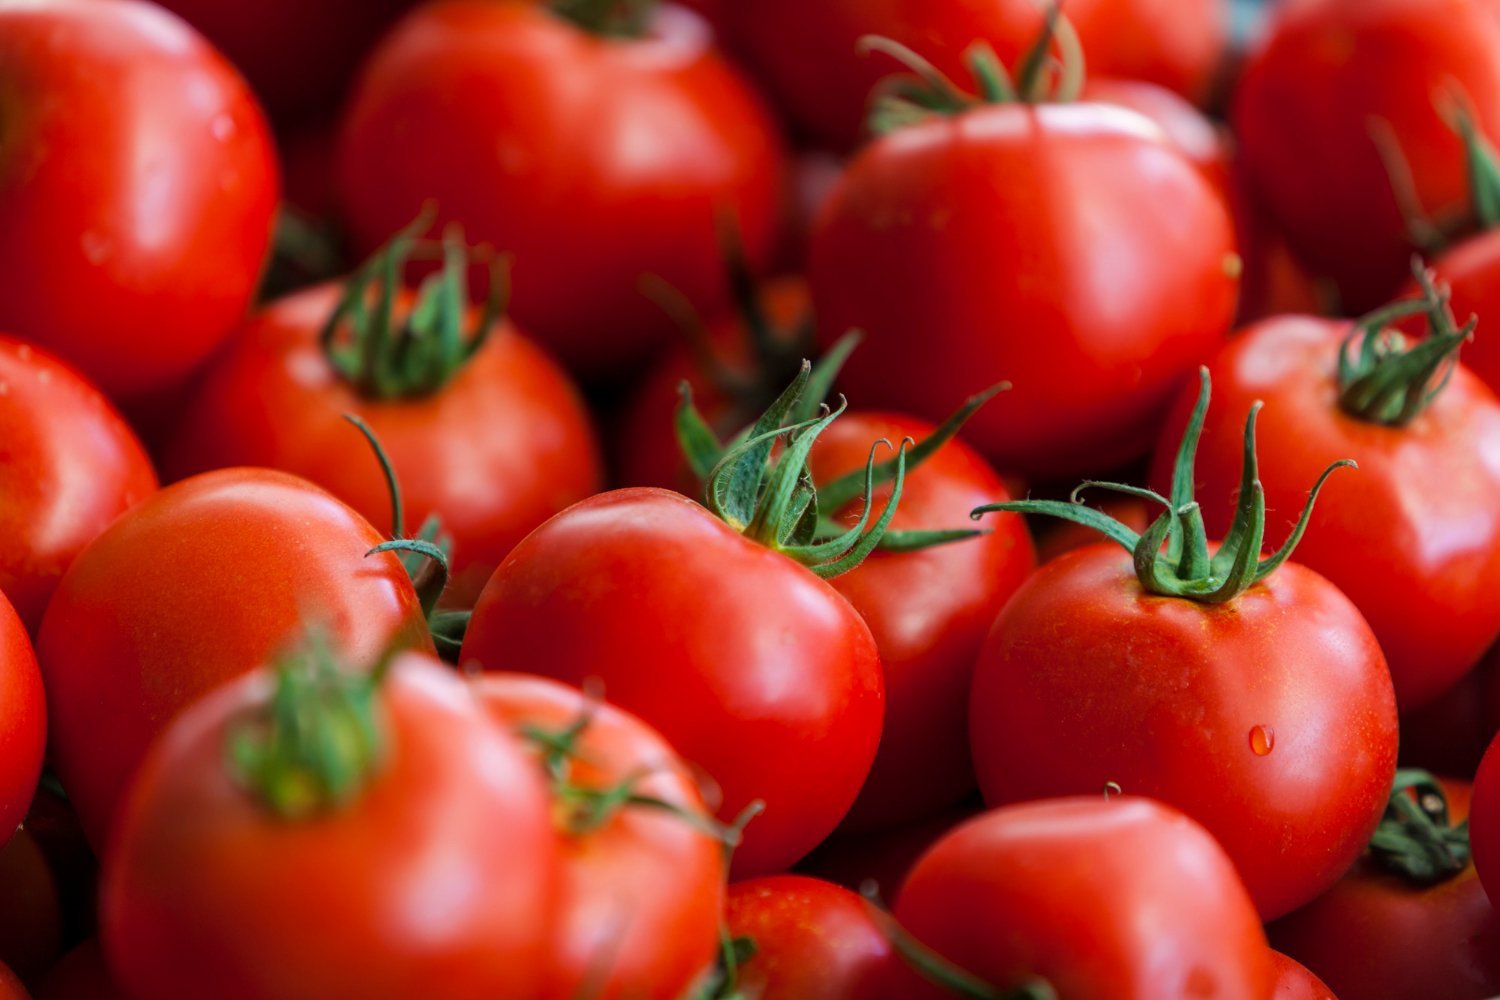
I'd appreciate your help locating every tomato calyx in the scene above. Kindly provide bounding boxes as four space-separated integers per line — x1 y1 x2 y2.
859 3 1084 135
225 633 391 819
692 927 759 1000
1337 260 1476 426
1367 769 1471 885
320 209 506 401
549 0 654 38
976 369 1355 604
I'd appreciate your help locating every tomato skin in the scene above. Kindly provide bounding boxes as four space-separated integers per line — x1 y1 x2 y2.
471 673 724 1000
720 0 1226 150
724 875 891 1000
338 1 787 377
1148 316 1500 710
32 941 127 1000
970 545 1398 920
100 654 559 1000
882 798 1273 999
163 283 602 608
36 469 431 851
1426 229 1500 398
0 338 157 634
0 0 278 406
0 596 42 853
1233 0 1500 312
807 413 1034 833
810 103 1238 479
460 488 885 876
1269 780 1500 1000
1269 951 1335 1000
1474 736 1500 906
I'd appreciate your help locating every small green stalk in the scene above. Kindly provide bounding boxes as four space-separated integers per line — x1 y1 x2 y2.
1368 769 1471 885
550 0 653 37
975 369 1355 604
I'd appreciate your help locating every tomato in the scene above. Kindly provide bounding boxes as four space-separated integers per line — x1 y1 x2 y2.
0 338 156 634
1270 951 1335 1000
1081 78 1231 196
810 90 1237 479
164 265 601 609
0 0 278 408
32 942 126 1000
460 487 884 875
0 596 42 851
880 797 1272 999
1473 734 1500 905
720 0 1227 150
36 469 431 850
809 412 1034 832
338 0 787 377
1426 229 1500 396
1269 778 1500 1000
1233 0 1500 312
722 875 891 1000
1147 313 1500 709
101 651 559 1000
471 673 724 999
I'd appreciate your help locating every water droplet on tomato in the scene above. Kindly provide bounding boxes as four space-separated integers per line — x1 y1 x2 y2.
1249 725 1274 756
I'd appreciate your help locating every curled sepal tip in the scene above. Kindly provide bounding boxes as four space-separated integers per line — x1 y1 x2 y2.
1368 769 1471 885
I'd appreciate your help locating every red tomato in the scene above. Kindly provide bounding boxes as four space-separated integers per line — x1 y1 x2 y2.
0 962 25 1000
1270 951 1336 1000
338 1 787 376
881 798 1273 999
460 488 884 875
808 412 1034 832
1473 735 1500 905
1269 779 1500 1000
1233 0 1500 311
810 102 1238 479
101 652 559 1000
723 875 891 1000
32 941 127 1000
0 0 278 407
1081 77 1231 196
971 544 1398 919
1426 229 1500 396
0 596 42 851
720 0 1227 150
36 469 431 850
0 338 156 634
164 282 602 608
1147 316 1500 709
471 673 724 999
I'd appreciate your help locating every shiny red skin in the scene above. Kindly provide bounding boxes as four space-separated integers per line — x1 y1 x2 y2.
0 596 42 852
725 875 890 1000
810 103 1238 480
460 488 885 876
1233 0 1500 312
1269 780 1500 1000
101 655 558 1000
0 0 278 406
1427 228 1500 398
881 798 1273 1000
808 413 1034 833
0 338 157 633
1474 736 1500 905
472 673 723 1000
720 0 1227 150
36 469 431 850
0 962 24 1000
1148 316 1500 709
970 545 1398 919
1269 951 1335 1000
338 1 787 376
33 942 127 1000
163 283 602 608
1082 78 1231 197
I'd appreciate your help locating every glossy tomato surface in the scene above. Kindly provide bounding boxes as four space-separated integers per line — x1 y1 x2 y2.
970 545 1398 919
338 1 786 376
811 102 1238 480
0 596 42 852
1269 951 1336 1000
0 0 278 406
460 488 884 876
36 469 430 849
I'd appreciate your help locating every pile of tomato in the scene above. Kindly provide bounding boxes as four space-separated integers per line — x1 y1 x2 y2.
7 0 1500 997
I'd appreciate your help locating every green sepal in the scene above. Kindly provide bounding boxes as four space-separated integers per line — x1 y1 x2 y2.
1367 769 1471 885
1449 97 1500 230
549 0 653 37
429 610 469 664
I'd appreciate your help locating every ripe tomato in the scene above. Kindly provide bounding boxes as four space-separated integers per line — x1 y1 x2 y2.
164 272 601 609
809 412 1034 832
720 0 1226 150
0 0 278 407
1270 951 1336 1000
1233 0 1500 311
338 1 787 376
32 941 127 1000
722 875 891 1000
460 488 884 875
881 798 1273 999
471 673 724 999
1425 229 1500 395
0 338 156 634
811 96 1237 479
101 652 559 1000
0 596 42 851
36 469 431 849
1473 734 1500 905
